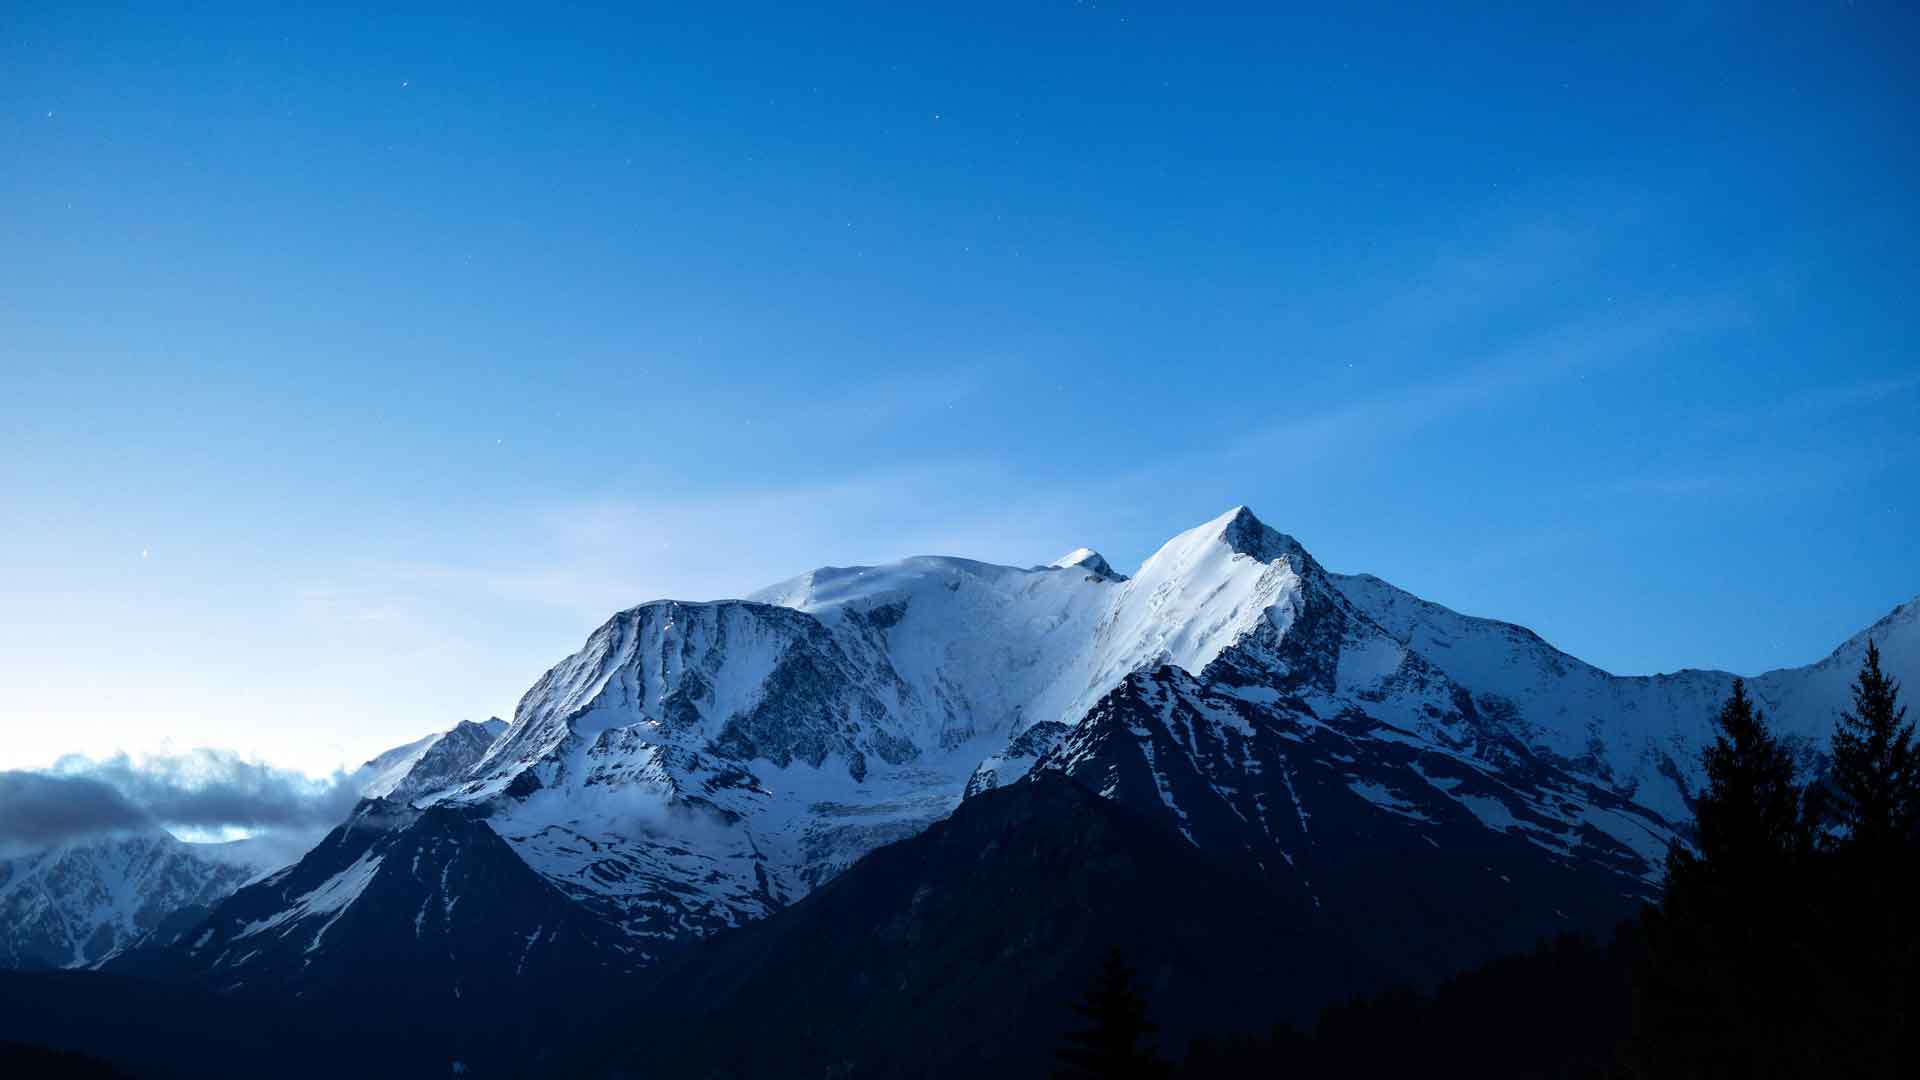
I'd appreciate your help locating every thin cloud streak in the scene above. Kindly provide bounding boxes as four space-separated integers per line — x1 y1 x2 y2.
1697 372 1920 435
1605 443 1920 502
323 216 1752 647
1219 296 1745 471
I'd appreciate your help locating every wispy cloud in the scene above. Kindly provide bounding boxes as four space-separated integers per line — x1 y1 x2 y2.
310 464 1106 625
9 201 1806 782
1221 296 1742 469
1606 442 1920 502
385 208 1747 628
1351 217 1596 345
800 370 984 433
1697 372 1920 435
1596 373 1919 503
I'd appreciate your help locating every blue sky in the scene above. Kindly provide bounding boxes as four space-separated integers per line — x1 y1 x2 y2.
4 3 1916 775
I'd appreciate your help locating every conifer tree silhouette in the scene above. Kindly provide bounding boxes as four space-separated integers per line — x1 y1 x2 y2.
1824 641 1916 1077
1054 947 1168 1080
1636 679 1822 1078
1830 640 1916 853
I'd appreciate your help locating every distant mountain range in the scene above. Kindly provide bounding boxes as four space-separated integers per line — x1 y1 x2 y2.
0 829 270 970
0 719 509 971
4 506 1912 1076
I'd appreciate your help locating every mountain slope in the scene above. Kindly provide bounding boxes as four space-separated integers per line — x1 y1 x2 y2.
115 798 639 1005
1028 666 1666 983
585 775 1380 1080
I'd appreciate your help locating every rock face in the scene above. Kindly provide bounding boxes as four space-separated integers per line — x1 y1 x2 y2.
356 717 509 804
105 506 1919 1014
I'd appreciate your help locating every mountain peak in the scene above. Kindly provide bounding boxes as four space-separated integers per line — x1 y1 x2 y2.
1049 547 1123 580
459 717 509 739
1217 503 1262 541
1160 505 1316 570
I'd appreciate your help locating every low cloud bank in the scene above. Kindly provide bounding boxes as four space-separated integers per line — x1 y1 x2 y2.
0 749 366 855
0 772 152 851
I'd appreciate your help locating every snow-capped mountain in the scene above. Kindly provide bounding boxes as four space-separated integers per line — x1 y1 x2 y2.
121 506 1918 997
418 506 1461 946
0 829 272 969
423 509 1911 949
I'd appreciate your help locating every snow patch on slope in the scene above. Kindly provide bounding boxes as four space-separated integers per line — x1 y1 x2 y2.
233 849 383 943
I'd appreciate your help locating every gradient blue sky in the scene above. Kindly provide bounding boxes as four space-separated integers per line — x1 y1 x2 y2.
4 3 1917 775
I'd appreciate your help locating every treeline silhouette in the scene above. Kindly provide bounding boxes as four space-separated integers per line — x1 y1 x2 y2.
0 1040 130 1079
1064 642 1916 1079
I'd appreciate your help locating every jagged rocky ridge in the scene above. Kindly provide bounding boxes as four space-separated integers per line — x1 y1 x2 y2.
108 507 1920 996
358 717 509 805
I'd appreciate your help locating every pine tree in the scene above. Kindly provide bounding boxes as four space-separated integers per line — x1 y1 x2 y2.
1822 640 1916 1078
1054 947 1168 1080
1686 679 1811 874
1636 679 1822 1078
1829 640 1916 854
